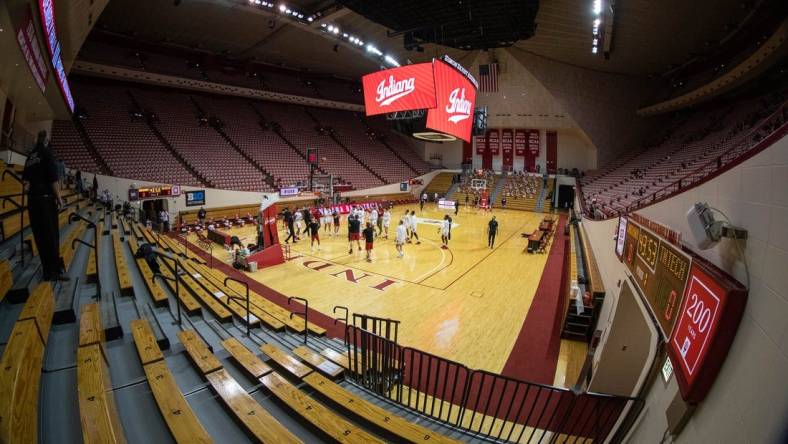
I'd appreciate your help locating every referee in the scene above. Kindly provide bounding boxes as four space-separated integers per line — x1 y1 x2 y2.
23 131 69 281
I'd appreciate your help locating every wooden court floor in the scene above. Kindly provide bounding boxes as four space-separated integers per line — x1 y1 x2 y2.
188 204 583 381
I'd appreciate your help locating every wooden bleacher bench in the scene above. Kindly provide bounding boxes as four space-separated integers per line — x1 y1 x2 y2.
1 210 29 241
320 347 350 370
129 320 213 444
155 260 203 315
179 204 258 226
0 260 12 302
292 346 344 379
112 232 133 295
177 331 302 444
127 236 169 306
222 339 382 444
260 343 314 379
62 221 88 271
159 257 230 321
0 283 54 443
86 222 103 279
79 302 104 348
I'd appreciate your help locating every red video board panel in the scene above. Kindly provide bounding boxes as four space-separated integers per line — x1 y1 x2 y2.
668 262 746 403
362 63 437 116
426 60 477 142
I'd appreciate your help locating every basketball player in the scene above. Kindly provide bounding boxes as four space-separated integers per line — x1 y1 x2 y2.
301 207 312 235
332 210 340 236
382 207 391 238
309 218 321 251
403 209 412 240
348 214 362 254
369 207 379 237
440 214 451 249
488 216 499 248
395 219 407 258
322 207 332 236
363 222 375 262
408 210 421 245
293 209 303 241
376 205 384 235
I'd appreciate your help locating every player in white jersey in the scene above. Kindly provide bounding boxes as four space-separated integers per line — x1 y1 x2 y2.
369 208 379 237
321 208 332 235
408 210 421 244
293 209 303 240
382 208 392 238
440 214 451 249
395 219 407 258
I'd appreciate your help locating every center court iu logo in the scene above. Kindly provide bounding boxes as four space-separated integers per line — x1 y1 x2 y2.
376 76 416 106
445 88 472 123
292 259 399 292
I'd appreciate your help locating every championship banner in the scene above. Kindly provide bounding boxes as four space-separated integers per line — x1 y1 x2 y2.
488 129 500 155
362 63 437 116
475 133 486 155
514 129 527 156
15 11 49 94
501 129 513 155
528 129 540 155
425 60 477 142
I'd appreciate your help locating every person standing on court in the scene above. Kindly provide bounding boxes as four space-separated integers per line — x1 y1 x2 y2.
23 131 68 281
420 192 427 211
487 216 499 249
283 207 297 244
197 207 207 226
454 199 459 215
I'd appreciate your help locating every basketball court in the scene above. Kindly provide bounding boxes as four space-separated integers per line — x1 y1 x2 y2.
188 203 568 374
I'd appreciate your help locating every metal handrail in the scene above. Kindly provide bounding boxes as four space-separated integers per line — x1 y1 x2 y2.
332 305 349 326
287 296 309 344
1 169 23 185
72 238 99 299
224 277 250 337
1 194 26 267
154 270 181 326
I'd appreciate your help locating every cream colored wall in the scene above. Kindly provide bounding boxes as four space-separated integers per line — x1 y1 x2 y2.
341 169 454 198
582 136 788 443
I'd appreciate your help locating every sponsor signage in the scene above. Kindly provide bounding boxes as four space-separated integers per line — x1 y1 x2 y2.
528 129 540 155
426 60 477 142
475 133 487 155
279 187 300 197
437 199 456 210
514 129 527 156
362 63 437 116
185 190 205 206
668 262 746 403
37 0 74 112
501 129 513 155
129 185 181 201
487 129 500 155
15 11 48 94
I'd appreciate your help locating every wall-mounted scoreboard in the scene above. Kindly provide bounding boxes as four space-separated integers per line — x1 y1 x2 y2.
615 215 747 403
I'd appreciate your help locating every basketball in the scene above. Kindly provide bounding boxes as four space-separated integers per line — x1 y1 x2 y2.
2 1 783 442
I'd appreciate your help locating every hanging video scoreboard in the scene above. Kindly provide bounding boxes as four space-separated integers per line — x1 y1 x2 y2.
617 215 747 403
620 219 692 338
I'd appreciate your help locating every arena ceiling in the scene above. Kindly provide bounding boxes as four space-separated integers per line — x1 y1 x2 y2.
92 0 755 79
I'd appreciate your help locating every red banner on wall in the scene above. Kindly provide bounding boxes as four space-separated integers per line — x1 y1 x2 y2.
501 129 513 155
487 129 500 155
528 130 540 156
426 60 477 143
475 133 486 155
362 63 437 116
15 11 49 94
514 129 527 156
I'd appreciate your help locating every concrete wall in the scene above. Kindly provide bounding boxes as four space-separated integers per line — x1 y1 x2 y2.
582 136 788 443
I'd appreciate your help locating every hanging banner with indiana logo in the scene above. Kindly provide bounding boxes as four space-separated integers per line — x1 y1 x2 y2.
475 133 486 155
514 129 527 156
362 63 437 116
501 129 513 155
487 129 500 155
426 60 477 142
528 129 540 156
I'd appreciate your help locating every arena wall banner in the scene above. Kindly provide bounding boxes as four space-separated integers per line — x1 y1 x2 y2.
426 60 477 142
487 129 500 155
514 129 527 156
501 129 513 154
362 63 437 116
528 129 540 155
475 133 487 155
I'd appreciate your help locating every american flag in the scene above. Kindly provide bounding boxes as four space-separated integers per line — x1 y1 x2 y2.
479 63 498 92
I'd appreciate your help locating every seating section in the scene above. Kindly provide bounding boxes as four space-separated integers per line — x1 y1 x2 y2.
453 169 498 207
423 172 456 196
177 330 302 444
580 90 787 218
0 283 53 443
52 77 427 193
